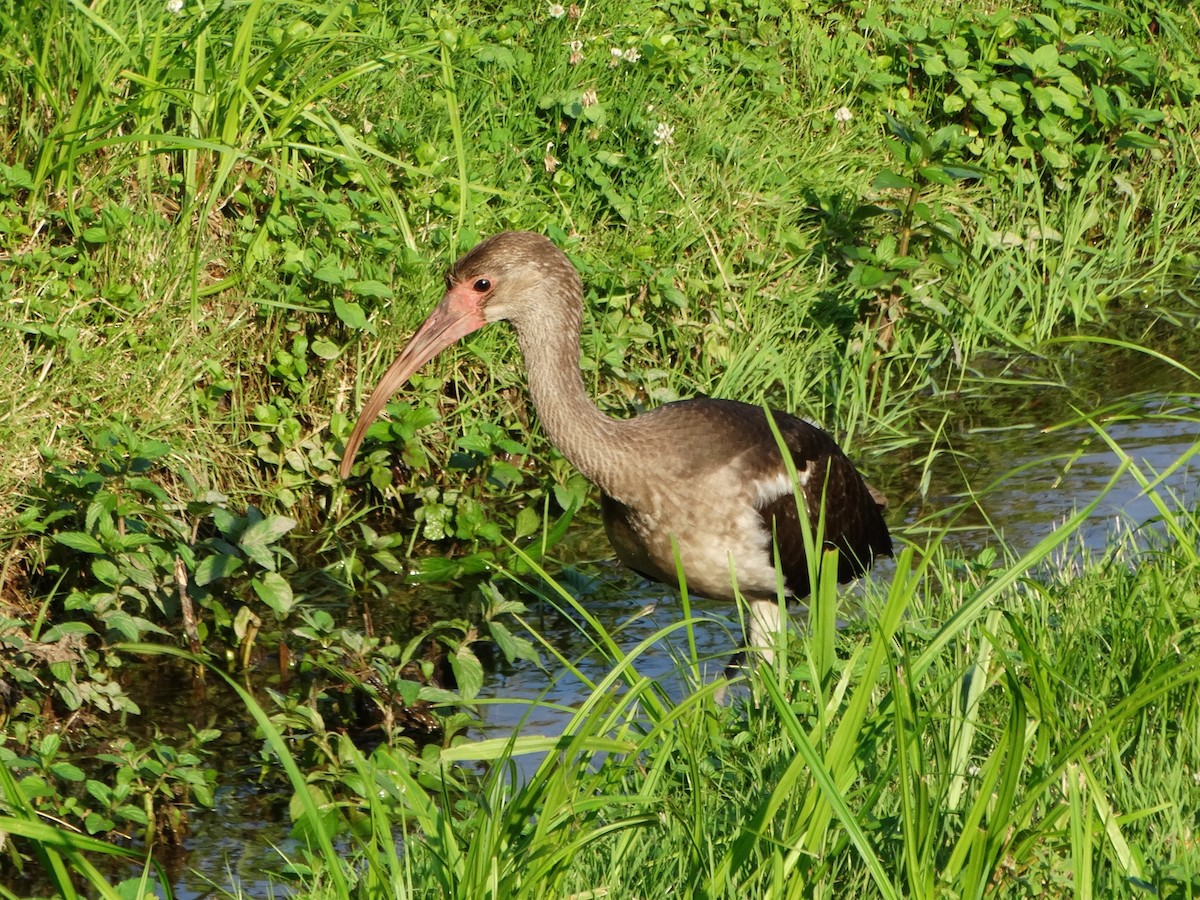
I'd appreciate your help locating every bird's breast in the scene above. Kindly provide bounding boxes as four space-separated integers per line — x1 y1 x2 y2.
600 461 788 601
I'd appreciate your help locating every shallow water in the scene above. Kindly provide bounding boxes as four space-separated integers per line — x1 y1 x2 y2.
476 390 1200 743
172 359 1200 897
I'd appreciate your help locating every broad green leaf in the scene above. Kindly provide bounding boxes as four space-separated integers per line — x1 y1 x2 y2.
252 572 296 617
514 505 540 539
241 515 297 547
333 297 368 329
1030 43 1058 72
50 762 85 781
347 279 393 299
54 532 105 554
313 262 346 284
91 558 120 585
195 553 243 585
372 549 405 574
40 621 96 640
450 645 484 700
84 812 116 834
103 610 142 641
310 337 340 360
488 620 539 665
872 170 917 191
240 540 276 571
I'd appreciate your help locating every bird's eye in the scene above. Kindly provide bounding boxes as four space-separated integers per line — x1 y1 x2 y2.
472 278 491 293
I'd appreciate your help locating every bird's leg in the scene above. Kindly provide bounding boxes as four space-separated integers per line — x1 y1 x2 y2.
724 598 784 680
748 597 783 666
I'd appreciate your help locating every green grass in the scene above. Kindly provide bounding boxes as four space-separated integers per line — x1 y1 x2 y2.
111 444 1199 898
1 0 1199 894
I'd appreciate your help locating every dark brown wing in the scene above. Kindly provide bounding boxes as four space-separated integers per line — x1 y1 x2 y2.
704 400 892 598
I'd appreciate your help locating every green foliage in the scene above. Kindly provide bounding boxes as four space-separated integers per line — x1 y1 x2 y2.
1 726 218 844
0 0 1198 890
127 459 1199 898
2 417 535 862
856 0 1199 178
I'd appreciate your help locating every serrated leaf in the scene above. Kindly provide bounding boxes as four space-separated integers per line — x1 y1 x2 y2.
103 610 142 641
85 492 116 533
854 265 894 289
347 280 393 299
241 515 297 546
395 678 421 707
412 556 459 582
449 645 484 700
126 477 170 502
195 553 243 585
872 170 917 191
372 549 405 574
488 620 539 665
91 558 120 585
54 532 105 554
514 505 540 540
252 572 296 617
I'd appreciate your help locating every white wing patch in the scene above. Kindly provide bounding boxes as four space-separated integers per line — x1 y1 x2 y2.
752 471 793 508
750 460 815 510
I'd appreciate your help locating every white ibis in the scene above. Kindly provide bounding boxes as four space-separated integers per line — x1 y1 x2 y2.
340 232 891 666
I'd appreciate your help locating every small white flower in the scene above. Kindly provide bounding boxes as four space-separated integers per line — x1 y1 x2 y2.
653 122 674 147
834 105 853 123
610 46 623 66
568 39 583 65
569 40 583 52
166 0 184 12
622 47 641 63
548 3 566 17
581 88 598 107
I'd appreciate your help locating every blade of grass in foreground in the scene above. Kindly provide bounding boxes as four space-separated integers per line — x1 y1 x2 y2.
911 457 1130 680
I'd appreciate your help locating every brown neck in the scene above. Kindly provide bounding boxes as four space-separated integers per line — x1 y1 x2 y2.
511 299 638 503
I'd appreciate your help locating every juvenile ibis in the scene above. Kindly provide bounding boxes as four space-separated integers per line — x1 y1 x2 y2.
340 232 891 665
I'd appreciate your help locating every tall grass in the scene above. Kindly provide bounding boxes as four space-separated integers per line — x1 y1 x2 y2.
44 427 1185 898
2 0 1199 894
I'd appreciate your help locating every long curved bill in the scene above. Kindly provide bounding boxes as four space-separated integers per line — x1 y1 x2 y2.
339 284 487 478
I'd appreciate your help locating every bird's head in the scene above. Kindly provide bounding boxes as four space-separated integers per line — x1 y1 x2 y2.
447 231 580 328
338 231 578 478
